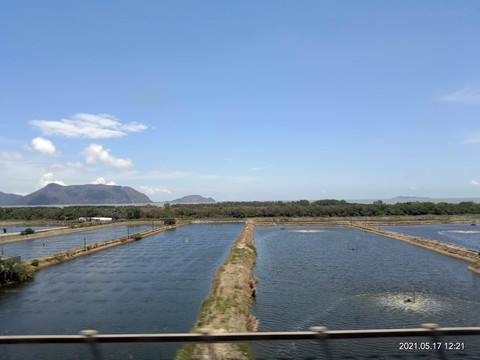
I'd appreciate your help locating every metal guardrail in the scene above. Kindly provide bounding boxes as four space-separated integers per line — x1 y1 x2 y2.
1 324 479 359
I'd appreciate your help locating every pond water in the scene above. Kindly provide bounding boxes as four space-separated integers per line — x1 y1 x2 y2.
0 226 59 234
252 225 480 359
380 223 480 250
0 223 244 360
0 225 154 260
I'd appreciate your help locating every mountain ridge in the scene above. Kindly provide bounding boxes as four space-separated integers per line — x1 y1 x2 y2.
168 194 216 204
2 184 152 205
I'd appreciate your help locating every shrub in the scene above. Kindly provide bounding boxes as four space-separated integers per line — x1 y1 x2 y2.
1 262 35 283
133 233 142 241
30 259 39 267
53 253 65 262
20 228 35 236
12 263 35 282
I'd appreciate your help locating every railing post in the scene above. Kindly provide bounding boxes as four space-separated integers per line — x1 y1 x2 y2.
421 323 446 360
80 330 101 360
311 326 333 360
199 328 217 360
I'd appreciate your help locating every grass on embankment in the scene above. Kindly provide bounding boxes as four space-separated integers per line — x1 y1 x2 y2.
175 221 261 360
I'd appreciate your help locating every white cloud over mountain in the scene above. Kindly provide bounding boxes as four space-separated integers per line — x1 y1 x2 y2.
31 137 58 156
82 143 133 168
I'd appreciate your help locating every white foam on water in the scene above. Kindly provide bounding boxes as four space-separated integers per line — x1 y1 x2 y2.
288 230 326 233
358 291 452 314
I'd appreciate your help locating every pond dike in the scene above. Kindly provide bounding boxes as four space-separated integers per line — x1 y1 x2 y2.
26 223 183 271
176 221 274 360
349 224 480 274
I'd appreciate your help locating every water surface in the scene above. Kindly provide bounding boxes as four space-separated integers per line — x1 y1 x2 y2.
252 225 480 359
1 225 153 259
380 223 480 250
0 223 244 359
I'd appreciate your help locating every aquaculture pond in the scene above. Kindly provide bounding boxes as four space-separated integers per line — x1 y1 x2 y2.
0 223 244 360
0 225 154 260
380 223 480 250
0 226 59 234
252 225 480 359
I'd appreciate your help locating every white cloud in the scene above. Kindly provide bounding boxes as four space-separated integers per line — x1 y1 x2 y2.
30 113 147 139
31 137 59 156
82 144 133 168
0 151 22 160
442 87 480 104
38 173 66 188
470 180 479 186
93 177 116 185
139 185 172 195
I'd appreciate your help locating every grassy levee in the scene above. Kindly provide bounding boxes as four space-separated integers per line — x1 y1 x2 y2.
176 221 273 360
24 222 184 271
349 224 480 274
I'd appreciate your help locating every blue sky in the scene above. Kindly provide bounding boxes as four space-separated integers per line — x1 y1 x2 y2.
1 1 480 201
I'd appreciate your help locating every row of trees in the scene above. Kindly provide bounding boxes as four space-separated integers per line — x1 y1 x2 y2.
1 200 480 221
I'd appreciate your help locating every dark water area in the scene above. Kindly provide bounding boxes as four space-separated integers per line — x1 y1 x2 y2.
380 223 480 250
252 225 480 359
0 225 154 260
0 223 244 360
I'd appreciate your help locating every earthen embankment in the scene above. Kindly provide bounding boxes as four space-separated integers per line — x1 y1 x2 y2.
26 222 183 271
349 224 480 274
0 221 163 244
176 221 274 360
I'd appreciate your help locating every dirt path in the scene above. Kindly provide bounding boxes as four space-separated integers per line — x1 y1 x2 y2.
176 221 275 360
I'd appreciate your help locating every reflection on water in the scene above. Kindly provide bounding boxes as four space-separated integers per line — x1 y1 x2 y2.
252 225 480 358
0 223 244 360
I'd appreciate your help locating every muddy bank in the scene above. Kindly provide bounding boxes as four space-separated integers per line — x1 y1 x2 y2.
176 221 263 360
23 223 183 271
350 224 480 274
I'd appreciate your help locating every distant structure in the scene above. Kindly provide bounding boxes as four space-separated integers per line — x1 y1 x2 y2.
0 255 21 264
78 217 113 222
164 219 176 225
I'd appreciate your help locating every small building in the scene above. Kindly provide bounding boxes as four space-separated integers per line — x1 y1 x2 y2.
78 217 113 222
0 255 21 265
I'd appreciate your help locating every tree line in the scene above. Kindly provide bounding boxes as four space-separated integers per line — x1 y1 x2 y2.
1 200 480 221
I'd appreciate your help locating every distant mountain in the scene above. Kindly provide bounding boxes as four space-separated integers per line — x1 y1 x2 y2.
169 195 216 204
0 191 23 206
12 184 152 205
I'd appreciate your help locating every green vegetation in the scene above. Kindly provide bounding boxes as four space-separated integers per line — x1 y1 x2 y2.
0 261 35 284
30 259 39 267
2 200 480 222
20 227 35 235
132 233 142 240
